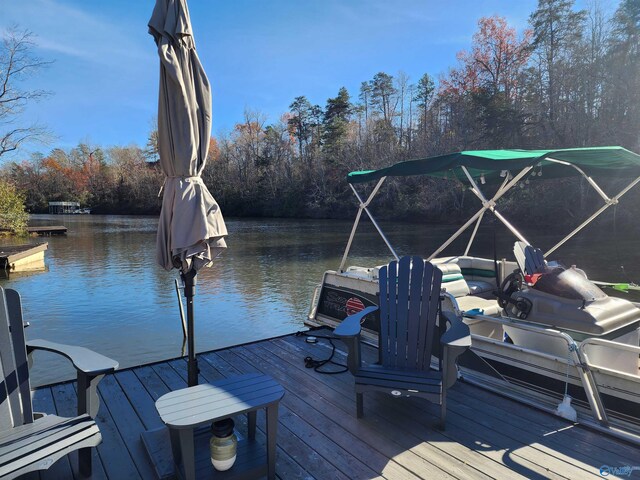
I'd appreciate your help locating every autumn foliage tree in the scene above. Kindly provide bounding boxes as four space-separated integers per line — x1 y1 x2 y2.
440 16 532 147
3 0 640 229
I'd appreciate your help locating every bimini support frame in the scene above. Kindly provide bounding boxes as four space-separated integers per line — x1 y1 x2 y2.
426 165 534 261
544 158 640 257
431 160 640 260
340 155 640 270
339 177 398 272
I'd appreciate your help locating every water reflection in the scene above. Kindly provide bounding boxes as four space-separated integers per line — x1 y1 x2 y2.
2 214 637 386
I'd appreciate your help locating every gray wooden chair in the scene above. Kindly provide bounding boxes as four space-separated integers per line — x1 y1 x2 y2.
0 286 118 479
335 256 471 429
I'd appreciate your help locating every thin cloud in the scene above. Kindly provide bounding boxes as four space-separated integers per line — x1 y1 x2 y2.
5 0 149 67
34 37 90 60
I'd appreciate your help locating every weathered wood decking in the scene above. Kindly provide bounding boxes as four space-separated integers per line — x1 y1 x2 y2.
0 243 47 272
33 330 640 479
26 226 67 236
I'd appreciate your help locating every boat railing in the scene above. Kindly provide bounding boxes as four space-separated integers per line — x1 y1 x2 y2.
307 283 322 322
458 307 610 426
580 338 640 379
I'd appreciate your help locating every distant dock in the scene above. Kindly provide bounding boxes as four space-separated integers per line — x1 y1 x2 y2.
0 242 48 272
27 225 67 236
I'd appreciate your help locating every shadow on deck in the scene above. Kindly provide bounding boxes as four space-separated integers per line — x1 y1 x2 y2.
33 330 640 479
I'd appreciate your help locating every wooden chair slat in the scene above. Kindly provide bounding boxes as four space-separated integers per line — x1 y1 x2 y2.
421 263 441 370
0 290 23 429
406 257 424 369
395 256 411 368
378 265 389 365
5 289 31 425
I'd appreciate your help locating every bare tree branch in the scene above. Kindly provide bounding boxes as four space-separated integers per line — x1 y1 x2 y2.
0 25 53 159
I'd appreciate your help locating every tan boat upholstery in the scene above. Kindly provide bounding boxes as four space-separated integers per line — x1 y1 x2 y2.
434 261 503 317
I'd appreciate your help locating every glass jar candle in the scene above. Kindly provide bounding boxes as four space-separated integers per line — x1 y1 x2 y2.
209 418 237 471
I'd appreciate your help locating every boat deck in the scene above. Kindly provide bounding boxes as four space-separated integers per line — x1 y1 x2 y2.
33 330 640 479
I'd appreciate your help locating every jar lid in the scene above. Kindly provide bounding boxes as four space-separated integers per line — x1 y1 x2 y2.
211 418 234 437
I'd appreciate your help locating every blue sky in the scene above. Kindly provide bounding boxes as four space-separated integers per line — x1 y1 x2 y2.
3 0 548 159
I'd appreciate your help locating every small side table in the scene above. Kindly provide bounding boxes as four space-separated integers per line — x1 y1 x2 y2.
155 373 284 480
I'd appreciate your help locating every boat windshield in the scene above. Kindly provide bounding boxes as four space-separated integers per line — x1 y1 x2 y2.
533 265 607 302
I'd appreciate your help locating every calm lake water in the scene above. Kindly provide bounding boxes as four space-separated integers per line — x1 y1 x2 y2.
2 214 638 386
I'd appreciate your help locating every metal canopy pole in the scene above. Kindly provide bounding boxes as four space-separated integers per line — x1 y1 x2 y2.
492 173 516 201
428 166 533 260
546 175 640 257
427 208 489 261
464 211 485 256
492 210 530 244
339 177 395 272
546 158 611 202
462 166 531 247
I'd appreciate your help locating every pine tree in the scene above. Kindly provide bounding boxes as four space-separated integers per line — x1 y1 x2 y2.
602 0 640 150
414 73 435 139
529 0 586 144
322 87 351 152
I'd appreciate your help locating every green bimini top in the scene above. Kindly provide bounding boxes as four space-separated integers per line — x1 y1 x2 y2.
346 146 640 184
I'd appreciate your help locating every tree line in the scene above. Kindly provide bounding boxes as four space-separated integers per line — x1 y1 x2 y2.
1 0 639 231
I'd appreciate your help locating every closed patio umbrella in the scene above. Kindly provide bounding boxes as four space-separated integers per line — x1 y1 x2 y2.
149 0 227 387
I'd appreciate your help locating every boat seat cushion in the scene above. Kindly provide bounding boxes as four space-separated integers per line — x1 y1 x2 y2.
456 295 502 317
436 263 470 298
433 256 496 282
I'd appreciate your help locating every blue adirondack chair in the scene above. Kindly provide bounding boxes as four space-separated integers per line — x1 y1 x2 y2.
335 256 471 429
0 286 118 478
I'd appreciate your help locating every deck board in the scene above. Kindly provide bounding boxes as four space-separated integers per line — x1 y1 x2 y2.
200 351 340 480
233 345 412 480
243 342 454 479
170 353 326 480
43 382 110 480
98 374 157 479
31 387 74 480
31 331 640 480
270 336 520 479
270 336 561 480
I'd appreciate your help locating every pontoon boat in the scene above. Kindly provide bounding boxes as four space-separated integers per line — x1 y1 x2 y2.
306 147 640 445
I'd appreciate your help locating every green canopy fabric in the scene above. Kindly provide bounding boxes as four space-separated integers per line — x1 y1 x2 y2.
347 147 640 184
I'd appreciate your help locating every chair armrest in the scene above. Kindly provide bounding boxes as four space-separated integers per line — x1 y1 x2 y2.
439 310 471 389
334 306 377 374
439 311 471 347
27 339 118 418
334 305 378 338
27 339 119 376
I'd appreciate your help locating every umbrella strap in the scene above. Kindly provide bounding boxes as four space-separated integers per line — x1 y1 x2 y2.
158 175 202 197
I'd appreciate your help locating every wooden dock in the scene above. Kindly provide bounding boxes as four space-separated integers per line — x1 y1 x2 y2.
0 242 47 272
33 330 640 480
27 225 67 236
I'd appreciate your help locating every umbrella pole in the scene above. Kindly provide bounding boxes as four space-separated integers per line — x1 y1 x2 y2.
181 268 199 387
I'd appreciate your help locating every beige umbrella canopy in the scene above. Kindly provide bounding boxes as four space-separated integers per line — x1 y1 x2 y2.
149 0 227 386
149 0 227 274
